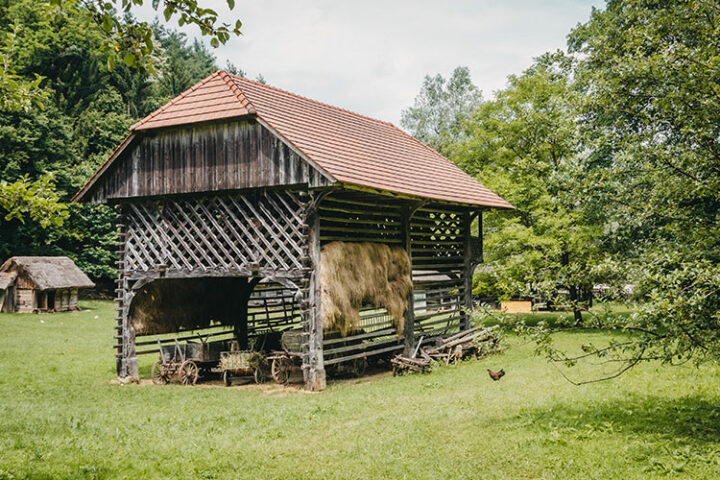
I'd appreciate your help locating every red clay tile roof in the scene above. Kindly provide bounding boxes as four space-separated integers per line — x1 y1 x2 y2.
119 71 510 208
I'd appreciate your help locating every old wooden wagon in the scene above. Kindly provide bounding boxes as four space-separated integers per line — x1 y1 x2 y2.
73 70 511 390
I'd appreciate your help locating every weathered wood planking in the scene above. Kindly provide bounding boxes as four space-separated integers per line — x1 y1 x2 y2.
84 121 330 203
410 204 470 339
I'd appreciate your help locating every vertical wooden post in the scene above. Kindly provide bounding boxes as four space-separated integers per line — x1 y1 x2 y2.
462 211 474 330
478 211 483 264
236 277 250 349
125 300 139 379
237 277 261 349
304 200 326 391
402 205 416 356
114 204 138 380
118 286 139 379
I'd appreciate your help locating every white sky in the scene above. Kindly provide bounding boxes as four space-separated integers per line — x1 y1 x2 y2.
137 1 602 125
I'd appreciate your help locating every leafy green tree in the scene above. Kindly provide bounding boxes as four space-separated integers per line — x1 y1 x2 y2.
457 53 603 323
401 66 482 156
43 0 242 73
0 0 253 284
0 22 48 112
0 174 68 228
529 0 720 377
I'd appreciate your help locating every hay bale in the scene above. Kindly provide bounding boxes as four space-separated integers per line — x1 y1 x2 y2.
129 278 248 335
319 241 412 337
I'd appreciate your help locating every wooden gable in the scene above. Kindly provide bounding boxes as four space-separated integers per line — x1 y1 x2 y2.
79 119 332 203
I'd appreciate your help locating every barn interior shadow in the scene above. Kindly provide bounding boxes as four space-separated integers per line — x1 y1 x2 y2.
507 393 720 444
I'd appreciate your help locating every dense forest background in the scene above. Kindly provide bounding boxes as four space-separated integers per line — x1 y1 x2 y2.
1 0 718 367
0 0 251 285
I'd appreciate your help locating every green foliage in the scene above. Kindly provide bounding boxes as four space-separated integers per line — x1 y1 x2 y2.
408 1 720 373
0 174 67 228
554 0 720 367
0 22 48 112
1 302 719 478
401 66 481 156
0 0 255 284
457 54 602 319
42 0 242 74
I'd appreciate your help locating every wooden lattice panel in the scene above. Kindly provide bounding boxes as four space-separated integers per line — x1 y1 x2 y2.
121 190 309 277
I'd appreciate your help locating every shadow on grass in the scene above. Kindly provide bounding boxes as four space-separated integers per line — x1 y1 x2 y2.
510 393 720 444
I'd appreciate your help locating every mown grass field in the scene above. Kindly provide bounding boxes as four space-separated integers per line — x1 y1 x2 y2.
1 301 719 479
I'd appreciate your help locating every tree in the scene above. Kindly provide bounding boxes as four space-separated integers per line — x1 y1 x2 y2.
0 174 68 228
401 66 482 156
44 0 242 73
0 0 253 285
456 53 603 323
0 22 48 112
530 0 720 376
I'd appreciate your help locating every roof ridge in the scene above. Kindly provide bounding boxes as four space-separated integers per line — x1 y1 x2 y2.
229 73 396 128
218 70 257 114
131 71 224 130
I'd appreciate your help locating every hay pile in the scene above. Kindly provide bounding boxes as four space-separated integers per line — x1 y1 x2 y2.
319 241 412 337
129 278 248 335
220 351 265 371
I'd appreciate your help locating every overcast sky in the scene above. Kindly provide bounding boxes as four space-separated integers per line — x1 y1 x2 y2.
137 1 602 125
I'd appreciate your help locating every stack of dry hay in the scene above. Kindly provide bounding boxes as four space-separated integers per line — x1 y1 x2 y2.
319 241 412 337
130 278 248 335
220 351 265 371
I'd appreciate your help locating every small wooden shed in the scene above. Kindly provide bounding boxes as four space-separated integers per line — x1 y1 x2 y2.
0 256 95 313
73 71 512 390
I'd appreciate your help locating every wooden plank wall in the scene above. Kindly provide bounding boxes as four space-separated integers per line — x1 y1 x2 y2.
316 192 470 366
85 121 329 203
318 192 406 365
410 204 467 346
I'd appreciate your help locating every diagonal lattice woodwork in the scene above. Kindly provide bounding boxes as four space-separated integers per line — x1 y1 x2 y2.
122 190 309 277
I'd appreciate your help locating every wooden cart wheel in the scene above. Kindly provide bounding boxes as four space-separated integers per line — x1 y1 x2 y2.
271 356 292 385
352 357 367 377
151 361 169 385
178 360 199 385
223 370 232 387
254 367 265 385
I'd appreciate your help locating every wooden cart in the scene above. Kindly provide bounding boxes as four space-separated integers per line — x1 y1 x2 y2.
220 350 267 386
267 330 304 385
267 330 367 385
151 336 227 385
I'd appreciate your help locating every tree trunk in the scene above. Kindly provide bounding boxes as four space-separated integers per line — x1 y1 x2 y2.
569 285 583 325
561 250 583 325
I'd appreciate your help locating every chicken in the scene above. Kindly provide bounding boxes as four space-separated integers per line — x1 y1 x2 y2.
487 368 505 381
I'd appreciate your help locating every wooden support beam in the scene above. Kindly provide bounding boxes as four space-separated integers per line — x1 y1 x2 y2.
477 211 484 264
462 211 474 330
235 278 250 349
304 192 326 391
402 204 416 356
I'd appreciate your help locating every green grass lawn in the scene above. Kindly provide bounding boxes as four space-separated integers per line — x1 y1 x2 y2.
1 301 719 479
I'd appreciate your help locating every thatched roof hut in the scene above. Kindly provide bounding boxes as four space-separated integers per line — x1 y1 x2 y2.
0 256 95 313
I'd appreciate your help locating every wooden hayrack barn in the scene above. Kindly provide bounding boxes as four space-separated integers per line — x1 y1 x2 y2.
73 71 511 390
